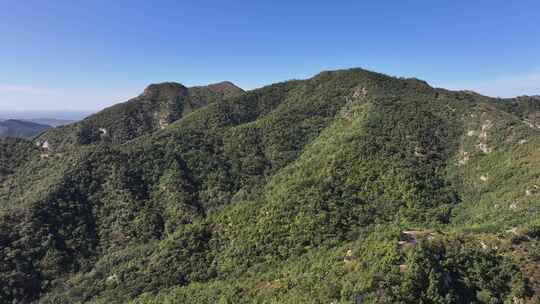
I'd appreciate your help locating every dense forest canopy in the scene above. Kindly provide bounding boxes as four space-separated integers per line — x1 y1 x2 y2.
1 68 539 303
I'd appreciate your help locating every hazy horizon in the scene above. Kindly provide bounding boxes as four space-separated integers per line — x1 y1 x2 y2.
0 110 93 120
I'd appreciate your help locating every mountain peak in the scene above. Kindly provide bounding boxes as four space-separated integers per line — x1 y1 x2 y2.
141 82 188 100
208 80 241 89
191 81 244 96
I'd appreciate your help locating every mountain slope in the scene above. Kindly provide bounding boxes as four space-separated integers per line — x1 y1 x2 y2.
1 68 539 303
0 137 40 182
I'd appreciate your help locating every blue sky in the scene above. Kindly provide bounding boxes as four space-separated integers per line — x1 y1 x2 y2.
1 0 539 111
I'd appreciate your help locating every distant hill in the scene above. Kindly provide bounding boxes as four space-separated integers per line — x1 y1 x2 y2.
0 110 91 121
0 119 51 138
23 118 76 127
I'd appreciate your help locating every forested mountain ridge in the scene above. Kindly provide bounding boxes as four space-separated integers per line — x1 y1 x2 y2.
1 68 539 303
35 81 244 151
495 95 540 130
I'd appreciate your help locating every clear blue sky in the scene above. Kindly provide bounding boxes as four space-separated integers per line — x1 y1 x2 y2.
1 0 539 111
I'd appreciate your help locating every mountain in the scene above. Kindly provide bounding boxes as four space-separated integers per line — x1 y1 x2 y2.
35 81 245 150
1 68 539 303
0 119 51 139
23 118 76 127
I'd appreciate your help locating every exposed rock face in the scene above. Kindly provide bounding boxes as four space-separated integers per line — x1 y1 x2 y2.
399 264 408 273
479 120 491 138
477 142 492 154
344 249 354 262
141 82 188 100
142 82 190 130
525 185 539 196
457 149 469 165
41 141 50 150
